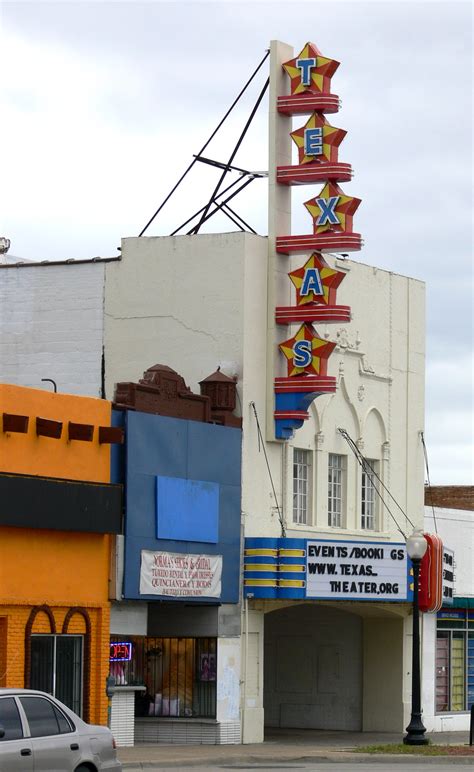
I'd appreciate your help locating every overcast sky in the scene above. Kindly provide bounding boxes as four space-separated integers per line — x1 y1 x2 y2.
2 0 473 484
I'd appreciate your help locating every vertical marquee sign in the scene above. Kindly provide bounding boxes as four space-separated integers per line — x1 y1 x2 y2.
268 41 363 440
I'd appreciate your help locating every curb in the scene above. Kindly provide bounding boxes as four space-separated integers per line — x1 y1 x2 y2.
120 750 474 768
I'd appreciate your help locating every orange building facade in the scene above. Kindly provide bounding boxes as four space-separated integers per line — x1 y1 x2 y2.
0 384 122 725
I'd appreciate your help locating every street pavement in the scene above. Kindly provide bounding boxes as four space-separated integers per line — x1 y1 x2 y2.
117 728 474 770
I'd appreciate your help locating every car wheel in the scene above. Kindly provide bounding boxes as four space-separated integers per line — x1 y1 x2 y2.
75 766 96 772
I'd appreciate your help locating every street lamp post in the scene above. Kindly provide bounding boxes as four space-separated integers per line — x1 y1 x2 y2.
404 529 429 746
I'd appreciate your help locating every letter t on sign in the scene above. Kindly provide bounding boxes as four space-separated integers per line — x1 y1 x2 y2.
296 57 316 86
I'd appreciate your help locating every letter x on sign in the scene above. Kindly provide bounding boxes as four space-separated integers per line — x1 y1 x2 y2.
316 196 339 226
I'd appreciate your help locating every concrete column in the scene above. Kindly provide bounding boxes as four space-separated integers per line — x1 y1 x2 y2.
241 604 265 743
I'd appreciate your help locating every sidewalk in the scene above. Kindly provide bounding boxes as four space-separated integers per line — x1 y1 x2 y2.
117 728 473 769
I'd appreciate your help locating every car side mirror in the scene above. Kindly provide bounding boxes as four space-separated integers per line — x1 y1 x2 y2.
0 725 5 739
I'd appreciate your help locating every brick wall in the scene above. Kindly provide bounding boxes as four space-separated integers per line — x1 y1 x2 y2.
0 602 110 726
0 263 105 397
425 486 474 511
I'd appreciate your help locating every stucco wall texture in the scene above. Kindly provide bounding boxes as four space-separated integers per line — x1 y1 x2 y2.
0 383 112 481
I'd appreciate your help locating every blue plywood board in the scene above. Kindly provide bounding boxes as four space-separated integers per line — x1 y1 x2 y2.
127 411 188 478
111 409 125 484
156 476 219 543
187 421 241 487
122 410 241 604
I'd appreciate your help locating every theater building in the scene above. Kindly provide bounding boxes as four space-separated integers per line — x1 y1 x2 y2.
101 40 425 742
0 39 429 743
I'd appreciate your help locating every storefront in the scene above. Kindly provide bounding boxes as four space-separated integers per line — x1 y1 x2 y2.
0 384 122 725
110 635 217 718
435 606 474 713
109 367 242 745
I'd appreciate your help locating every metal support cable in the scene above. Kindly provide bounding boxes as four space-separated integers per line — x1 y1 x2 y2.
250 402 286 538
338 427 415 538
222 203 257 234
138 50 270 237
420 431 438 534
212 202 245 231
184 177 255 235
170 177 244 236
192 76 270 234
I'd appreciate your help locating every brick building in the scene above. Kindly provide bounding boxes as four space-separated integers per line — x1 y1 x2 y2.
0 384 122 724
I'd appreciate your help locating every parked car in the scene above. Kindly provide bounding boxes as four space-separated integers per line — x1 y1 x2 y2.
0 689 122 771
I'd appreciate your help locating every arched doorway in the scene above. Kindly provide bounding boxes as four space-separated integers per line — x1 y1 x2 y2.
264 603 362 730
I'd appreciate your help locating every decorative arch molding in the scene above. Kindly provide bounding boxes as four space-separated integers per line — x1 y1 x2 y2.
62 606 91 636
24 605 92 723
308 397 322 433
62 607 92 723
320 374 361 439
361 406 388 445
24 605 56 686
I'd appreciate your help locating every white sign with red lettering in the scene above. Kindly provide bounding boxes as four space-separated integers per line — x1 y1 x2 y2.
140 550 222 598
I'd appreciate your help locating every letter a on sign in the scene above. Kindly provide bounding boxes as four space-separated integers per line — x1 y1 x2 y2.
301 268 323 297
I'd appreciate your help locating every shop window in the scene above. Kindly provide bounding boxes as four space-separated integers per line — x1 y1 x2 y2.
30 635 83 717
110 636 217 719
328 453 346 528
436 609 474 712
361 460 378 530
293 449 312 525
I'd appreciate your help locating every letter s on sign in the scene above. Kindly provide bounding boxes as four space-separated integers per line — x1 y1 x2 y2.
293 340 312 368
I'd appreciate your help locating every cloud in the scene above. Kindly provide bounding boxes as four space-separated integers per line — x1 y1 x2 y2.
2 0 472 482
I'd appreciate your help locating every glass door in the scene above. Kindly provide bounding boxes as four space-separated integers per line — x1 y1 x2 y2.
30 635 83 716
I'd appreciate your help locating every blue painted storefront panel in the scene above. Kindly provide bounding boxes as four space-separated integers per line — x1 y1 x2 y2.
122 411 241 603
156 476 219 543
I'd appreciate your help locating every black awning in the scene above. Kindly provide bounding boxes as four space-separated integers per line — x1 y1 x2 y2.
0 473 122 534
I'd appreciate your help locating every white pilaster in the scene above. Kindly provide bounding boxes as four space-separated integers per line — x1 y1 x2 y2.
266 40 293 441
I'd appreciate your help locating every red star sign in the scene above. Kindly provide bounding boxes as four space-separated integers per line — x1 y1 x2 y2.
279 323 336 377
304 182 361 234
291 113 346 165
289 253 347 306
283 42 339 96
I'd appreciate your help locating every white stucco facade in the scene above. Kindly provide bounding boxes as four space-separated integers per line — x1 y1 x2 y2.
102 232 426 740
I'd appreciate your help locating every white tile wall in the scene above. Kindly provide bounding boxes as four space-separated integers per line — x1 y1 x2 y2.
110 691 136 747
134 719 241 745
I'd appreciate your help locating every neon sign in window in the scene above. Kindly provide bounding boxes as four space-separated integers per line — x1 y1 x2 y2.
109 642 132 662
